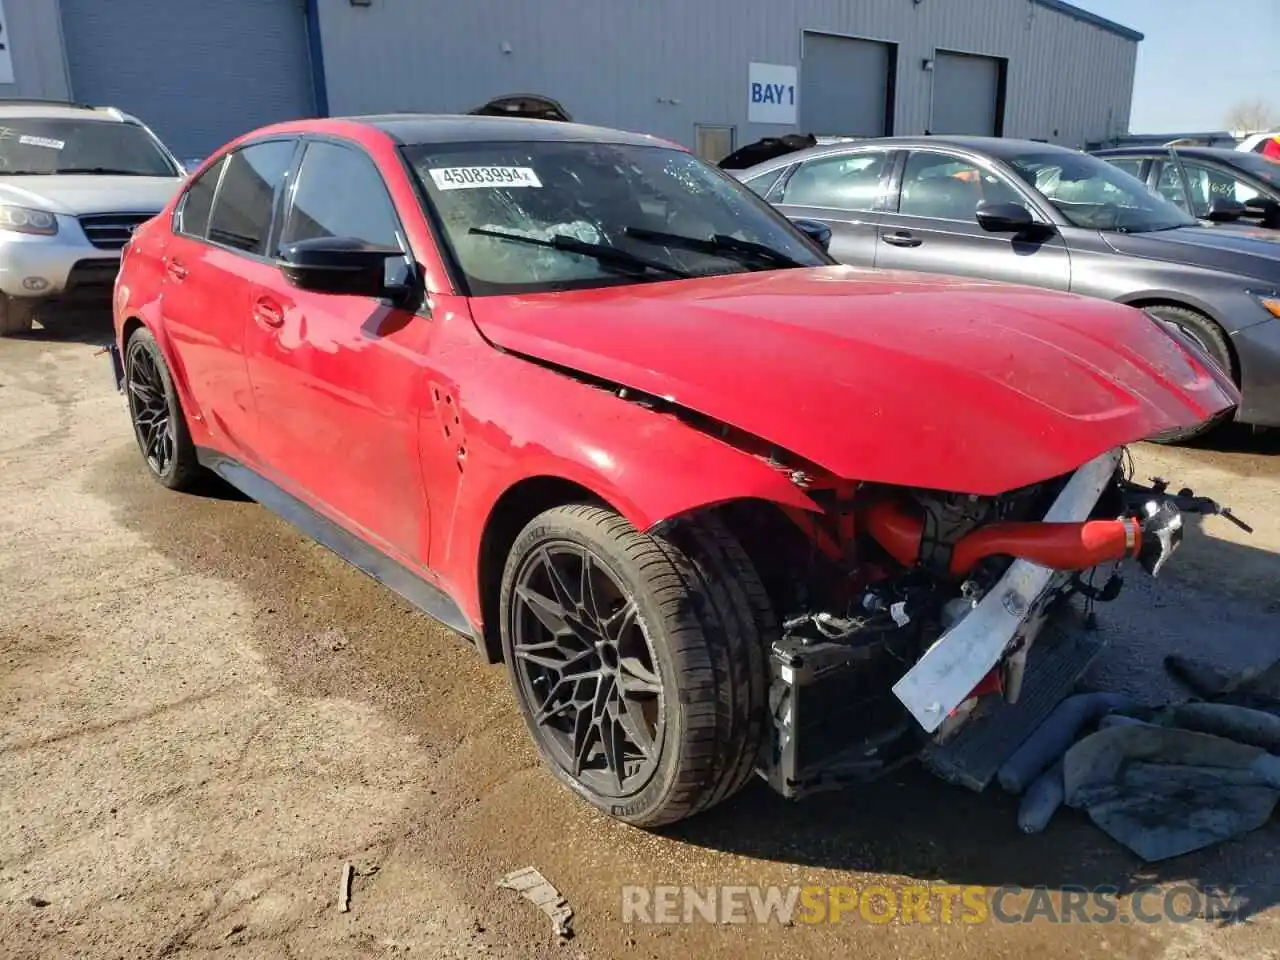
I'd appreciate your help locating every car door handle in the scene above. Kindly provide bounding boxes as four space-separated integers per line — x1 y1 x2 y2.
164 257 187 281
881 231 923 248
252 297 284 329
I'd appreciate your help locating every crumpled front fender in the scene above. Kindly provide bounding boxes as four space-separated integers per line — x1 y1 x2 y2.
433 343 821 627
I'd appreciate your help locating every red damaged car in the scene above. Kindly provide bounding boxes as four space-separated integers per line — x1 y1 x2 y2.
111 115 1243 827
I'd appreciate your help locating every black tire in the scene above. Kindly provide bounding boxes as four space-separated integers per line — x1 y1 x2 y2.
124 327 201 490
1143 304 1235 444
499 503 773 827
0 298 35 336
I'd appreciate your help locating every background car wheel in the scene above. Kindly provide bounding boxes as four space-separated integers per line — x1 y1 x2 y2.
0 298 35 336
125 327 201 490
1143 304 1235 444
499 503 773 828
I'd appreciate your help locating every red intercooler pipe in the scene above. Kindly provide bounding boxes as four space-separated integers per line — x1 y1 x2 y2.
862 500 1141 577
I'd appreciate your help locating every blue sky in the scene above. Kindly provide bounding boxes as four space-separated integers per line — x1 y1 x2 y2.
1068 0 1280 133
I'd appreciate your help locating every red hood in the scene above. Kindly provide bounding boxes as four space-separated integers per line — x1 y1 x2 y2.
467 266 1239 495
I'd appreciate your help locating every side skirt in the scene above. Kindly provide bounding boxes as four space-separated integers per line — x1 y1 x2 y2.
196 447 478 642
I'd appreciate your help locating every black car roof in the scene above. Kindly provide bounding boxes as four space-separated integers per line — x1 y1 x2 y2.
1094 145 1247 162
351 113 673 148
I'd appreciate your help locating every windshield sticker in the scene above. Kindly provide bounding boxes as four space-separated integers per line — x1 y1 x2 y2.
18 135 65 150
428 166 542 190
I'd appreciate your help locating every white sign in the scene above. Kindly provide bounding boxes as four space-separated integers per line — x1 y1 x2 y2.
748 62 798 125
428 166 542 190
0 1 13 86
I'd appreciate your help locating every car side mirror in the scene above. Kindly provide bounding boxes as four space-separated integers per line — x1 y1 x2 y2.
277 236 418 302
790 217 832 251
975 200 1036 233
1204 196 1247 222
1242 196 1280 227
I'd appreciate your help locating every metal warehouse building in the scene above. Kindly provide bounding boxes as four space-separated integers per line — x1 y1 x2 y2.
0 0 1141 161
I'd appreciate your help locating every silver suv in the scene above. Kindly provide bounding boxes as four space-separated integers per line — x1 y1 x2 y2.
0 100 185 336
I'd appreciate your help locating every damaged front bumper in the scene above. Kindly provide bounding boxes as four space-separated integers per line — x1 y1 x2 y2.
757 446 1246 800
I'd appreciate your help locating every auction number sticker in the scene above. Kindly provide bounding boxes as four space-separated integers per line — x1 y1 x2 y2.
428 166 542 190
19 135 65 150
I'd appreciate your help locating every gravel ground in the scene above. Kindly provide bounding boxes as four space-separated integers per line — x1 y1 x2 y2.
3 317 1280 960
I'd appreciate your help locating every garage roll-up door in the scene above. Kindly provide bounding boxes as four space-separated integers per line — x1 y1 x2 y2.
60 0 315 159
800 33 895 137
931 51 1005 136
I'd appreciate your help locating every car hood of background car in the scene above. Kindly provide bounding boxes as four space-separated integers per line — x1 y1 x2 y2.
1101 224 1280 282
467 266 1238 495
0 175 183 217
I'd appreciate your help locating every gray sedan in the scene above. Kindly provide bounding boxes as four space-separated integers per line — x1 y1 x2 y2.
738 136 1280 439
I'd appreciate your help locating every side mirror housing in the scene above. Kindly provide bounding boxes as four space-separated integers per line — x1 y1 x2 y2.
1204 196 1247 222
277 236 417 301
790 217 832 251
975 200 1036 233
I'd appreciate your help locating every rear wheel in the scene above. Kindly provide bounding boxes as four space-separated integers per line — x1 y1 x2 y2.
499 504 772 827
0 298 35 336
1143 304 1235 443
125 327 201 490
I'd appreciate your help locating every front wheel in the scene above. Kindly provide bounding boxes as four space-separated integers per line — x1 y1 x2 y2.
499 504 773 827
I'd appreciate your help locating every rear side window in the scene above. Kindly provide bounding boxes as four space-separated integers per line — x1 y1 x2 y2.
206 140 296 254
280 140 401 250
740 167 784 199
780 153 887 211
1106 158 1146 180
175 156 224 239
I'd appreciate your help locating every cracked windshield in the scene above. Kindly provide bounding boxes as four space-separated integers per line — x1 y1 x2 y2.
404 140 828 294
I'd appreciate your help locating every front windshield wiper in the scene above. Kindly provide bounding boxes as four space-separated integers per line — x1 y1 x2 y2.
468 227 692 279
623 225 807 269
53 167 156 176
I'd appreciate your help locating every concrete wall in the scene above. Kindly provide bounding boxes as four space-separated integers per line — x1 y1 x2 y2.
316 0 1138 150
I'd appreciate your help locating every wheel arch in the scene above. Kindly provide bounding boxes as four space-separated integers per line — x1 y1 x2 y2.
475 474 612 663
1120 295 1240 382
471 469 813 664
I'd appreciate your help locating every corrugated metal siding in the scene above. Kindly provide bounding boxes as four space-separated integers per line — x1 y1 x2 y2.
58 0 315 158
318 0 1136 151
0 0 72 99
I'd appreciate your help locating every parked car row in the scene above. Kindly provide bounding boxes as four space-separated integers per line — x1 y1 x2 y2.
733 135 1280 438
104 111 1242 826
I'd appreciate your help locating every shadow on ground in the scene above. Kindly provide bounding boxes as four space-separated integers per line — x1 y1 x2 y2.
14 309 116 347
92 441 1280 928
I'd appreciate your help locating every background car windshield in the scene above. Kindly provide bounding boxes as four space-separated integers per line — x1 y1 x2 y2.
0 118 177 176
1007 151 1196 233
404 140 828 295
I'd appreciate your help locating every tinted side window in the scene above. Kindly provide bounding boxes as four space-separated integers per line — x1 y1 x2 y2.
899 151 1022 222
1106 158 1145 180
281 141 400 250
740 167 784 199
1154 162 1188 209
175 156 225 239
780 153 887 210
206 140 296 254
1180 160 1262 216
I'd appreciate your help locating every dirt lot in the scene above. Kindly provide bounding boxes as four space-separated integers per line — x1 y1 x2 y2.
3 320 1280 960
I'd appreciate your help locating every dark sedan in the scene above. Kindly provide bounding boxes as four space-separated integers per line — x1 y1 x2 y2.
739 136 1280 439
1092 145 1280 229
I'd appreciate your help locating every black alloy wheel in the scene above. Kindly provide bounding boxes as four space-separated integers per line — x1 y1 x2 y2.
499 504 774 828
510 542 664 797
125 327 200 490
